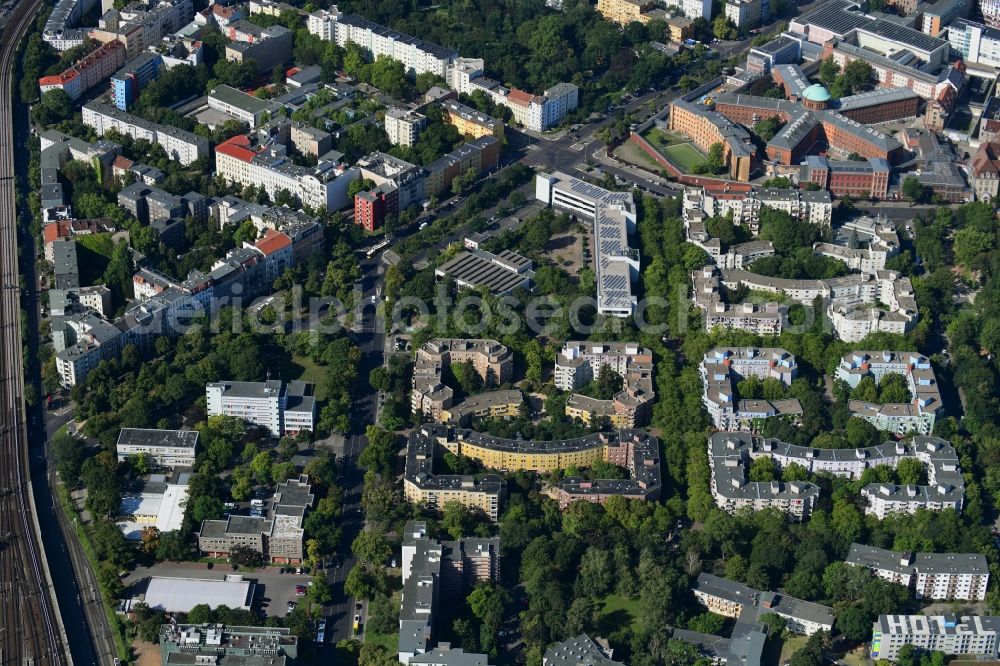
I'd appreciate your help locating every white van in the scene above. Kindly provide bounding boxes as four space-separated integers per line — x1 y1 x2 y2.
250 499 265 508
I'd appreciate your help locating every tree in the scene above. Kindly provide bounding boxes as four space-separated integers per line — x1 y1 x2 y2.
345 564 387 600
712 15 738 40
442 500 477 540
687 612 726 634
250 451 273 484
706 142 726 174
468 585 505 630
575 547 614 598
843 60 874 92
187 604 213 624
818 58 840 87
902 175 927 203
896 457 925 485
749 456 776 482
781 462 810 482
52 429 86 487
760 612 786 638
366 592 398 635
835 605 871 641
753 116 784 141
230 545 265 568
352 531 392 567
39 89 74 122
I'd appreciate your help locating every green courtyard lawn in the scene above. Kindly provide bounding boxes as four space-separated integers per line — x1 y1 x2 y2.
365 628 398 653
641 127 686 150
598 594 642 634
272 354 329 401
659 142 709 172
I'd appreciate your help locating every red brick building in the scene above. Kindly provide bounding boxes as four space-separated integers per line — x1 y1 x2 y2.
354 183 399 232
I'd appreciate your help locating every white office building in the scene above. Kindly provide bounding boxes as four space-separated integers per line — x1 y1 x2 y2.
205 380 316 437
116 428 199 468
948 19 1000 67
535 172 638 317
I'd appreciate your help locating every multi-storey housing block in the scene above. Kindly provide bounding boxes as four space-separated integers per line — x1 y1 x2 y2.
556 342 655 428
694 573 835 636
110 51 163 110
411 338 513 421
398 521 496 664
701 347 801 432
384 107 426 147
215 134 359 211
39 40 127 101
846 544 989 601
83 102 210 165
835 350 942 434
405 426 505 520
871 615 1000 661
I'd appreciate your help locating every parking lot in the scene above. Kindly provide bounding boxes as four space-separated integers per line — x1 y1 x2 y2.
124 561 315 618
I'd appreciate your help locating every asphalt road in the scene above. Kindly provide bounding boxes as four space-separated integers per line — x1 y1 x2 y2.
322 256 386 648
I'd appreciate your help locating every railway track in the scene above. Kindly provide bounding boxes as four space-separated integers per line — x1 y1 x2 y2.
0 0 70 662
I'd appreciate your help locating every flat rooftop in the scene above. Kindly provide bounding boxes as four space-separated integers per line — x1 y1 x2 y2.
117 427 199 451
144 575 254 613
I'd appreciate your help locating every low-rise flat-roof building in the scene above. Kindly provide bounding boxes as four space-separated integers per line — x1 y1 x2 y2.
160 623 297 665
435 248 534 295
118 477 189 539
144 575 255 613
694 573 835 636
846 543 990 601
116 428 198 467
208 84 280 128
871 615 1000 661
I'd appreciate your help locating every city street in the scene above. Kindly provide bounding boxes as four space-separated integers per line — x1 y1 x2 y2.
323 255 385 646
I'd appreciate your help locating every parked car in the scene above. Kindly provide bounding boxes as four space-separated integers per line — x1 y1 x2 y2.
287 601 297 612
295 585 307 596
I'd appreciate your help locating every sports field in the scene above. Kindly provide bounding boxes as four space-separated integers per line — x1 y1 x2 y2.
660 142 708 171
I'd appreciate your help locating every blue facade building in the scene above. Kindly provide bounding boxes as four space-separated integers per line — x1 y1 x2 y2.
110 52 163 110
